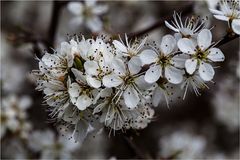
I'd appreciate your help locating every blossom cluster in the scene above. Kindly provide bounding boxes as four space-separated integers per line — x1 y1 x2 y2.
32 11 226 144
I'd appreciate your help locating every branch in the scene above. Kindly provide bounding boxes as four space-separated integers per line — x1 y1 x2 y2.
216 33 239 48
48 1 67 47
123 136 147 159
128 2 194 39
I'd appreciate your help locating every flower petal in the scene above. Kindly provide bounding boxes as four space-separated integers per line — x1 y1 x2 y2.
128 56 142 75
113 40 128 53
111 58 127 76
165 21 179 32
123 85 140 109
199 62 215 81
165 66 183 84
213 15 229 21
71 68 87 84
197 29 212 51
207 48 225 62
86 16 102 32
152 87 163 107
232 19 240 35
84 60 99 75
185 58 198 74
160 34 176 55
102 73 123 88
139 49 158 65
135 75 153 90
177 38 196 54
144 65 162 83
73 120 89 144
86 75 101 88
209 9 224 15
76 95 92 110
67 2 83 15
68 83 81 98
69 17 83 27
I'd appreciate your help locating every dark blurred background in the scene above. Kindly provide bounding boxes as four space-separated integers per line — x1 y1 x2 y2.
1 1 239 159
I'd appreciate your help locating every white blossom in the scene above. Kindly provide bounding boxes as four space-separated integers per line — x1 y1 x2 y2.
210 0 240 35
165 11 207 40
140 34 184 84
28 130 80 159
67 0 108 32
159 128 207 159
103 58 151 109
68 68 99 111
178 29 225 81
1 95 32 139
113 34 147 58
181 72 209 99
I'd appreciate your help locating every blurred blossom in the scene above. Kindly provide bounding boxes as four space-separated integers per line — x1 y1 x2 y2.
67 0 108 32
28 130 80 159
158 127 207 159
212 77 239 130
1 34 29 93
1 94 32 139
2 138 28 159
210 0 240 35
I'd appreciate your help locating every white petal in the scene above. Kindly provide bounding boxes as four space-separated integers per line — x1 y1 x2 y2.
177 38 196 54
139 49 158 65
102 73 123 88
63 106 78 124
160 34 176 55
76 95 92 110
84 60 99 75
174 33 182 42
172 54 189 68
128 56 142 75
197 29 212 51
71 68 86 84
86 17 102 32
68 83 81 98
69 17 83 27
111 58 127 76
73 120 89 144
123 85 140 109
86 75 101 88
152 87 163 107
209 9 224 15
165 66 183 84
165 21 179 32
145 65 162 83
60 42 71 56
232 19 240 35
213 15 229 21
93 102 106 114
207 48 225 62
113 40 128 53
67 2 83 15
199 62 215 81
185 58 198 74
135 75 153 90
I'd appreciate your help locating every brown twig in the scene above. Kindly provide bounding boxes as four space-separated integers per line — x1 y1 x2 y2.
123 136 147 159
215 33 239 48
48 1 68 47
